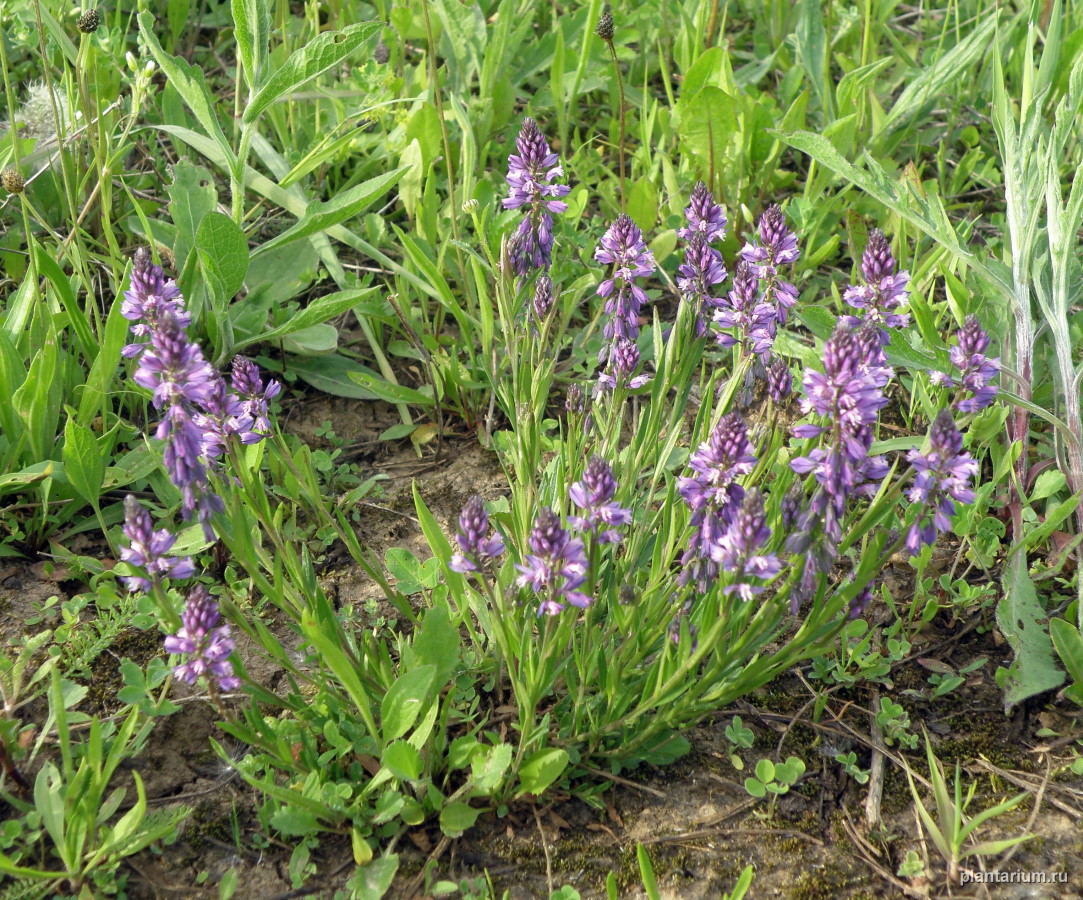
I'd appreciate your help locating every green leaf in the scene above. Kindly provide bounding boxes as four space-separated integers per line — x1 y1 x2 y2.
352 854 399 900
244 23 383 124
380 665 436 742
285 355 381 398
996 552 1064 709
281 323 339 355
438 801 481 837
231 0 270 87
253 168 408 257
517 748 568 796
382 741 423 782
677 87 737 164
138 13 236 169
409 604 460 690
348 371 434 407
269 807 322 837
197 211 249 305
754 759 774 783
1050 618 1083 705
627 177 658 232
234 288 381 352
470 743 513 795
62 420 104 507
167 160 218 274
743 778 766 798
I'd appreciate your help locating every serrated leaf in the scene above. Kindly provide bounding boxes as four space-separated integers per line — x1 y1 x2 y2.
244 23 383 124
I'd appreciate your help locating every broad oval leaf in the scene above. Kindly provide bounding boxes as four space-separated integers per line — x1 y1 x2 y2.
380 665 437 742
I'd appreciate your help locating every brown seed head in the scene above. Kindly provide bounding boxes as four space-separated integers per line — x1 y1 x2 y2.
2 169 25 194
596 7 615 42
374 40 390 64
77 8 100 33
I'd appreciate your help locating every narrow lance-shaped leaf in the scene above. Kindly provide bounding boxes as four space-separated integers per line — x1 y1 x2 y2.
138 12 236 169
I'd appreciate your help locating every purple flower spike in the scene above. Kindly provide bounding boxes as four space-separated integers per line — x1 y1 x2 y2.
712 490 781 601
164 585 240 691
134 311 217 410
120 495 194 592
231 356 281 442
450 495 505 574
516 508 590 615
678 232 727 338
678 181 728 243
741 205 800 324
798 323 892 431
121 249 189 357
842 229 911 340
596 337 651 394
678 414 757 593
714 260 776 359
569 456 632 543
503 118 570 276
596 214 655 350
767 358 792 403
904 410 978 555
930 315 1001 413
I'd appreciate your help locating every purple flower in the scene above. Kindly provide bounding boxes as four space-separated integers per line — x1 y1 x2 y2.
741 205 799 324
596 337 650 394
231 356 281 441
842 229 911 339
568 456 631 543
904 410 978 554
194 374 252 460
796 323 892 431
678 414 757 592
767 358 792 403
121 249 189 357
449 495 505 573
134 311 217 410
712 490 781 601
596 214 655 353
678 232 727 338
714 260 776 359
503 118 570 276
848 583 875 620
119 495 194 591
930 315 1000 413
516 508 590 615
677 181 727 243
163 585 240 691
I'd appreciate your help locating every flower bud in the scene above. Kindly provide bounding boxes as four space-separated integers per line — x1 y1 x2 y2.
374 40 390 64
